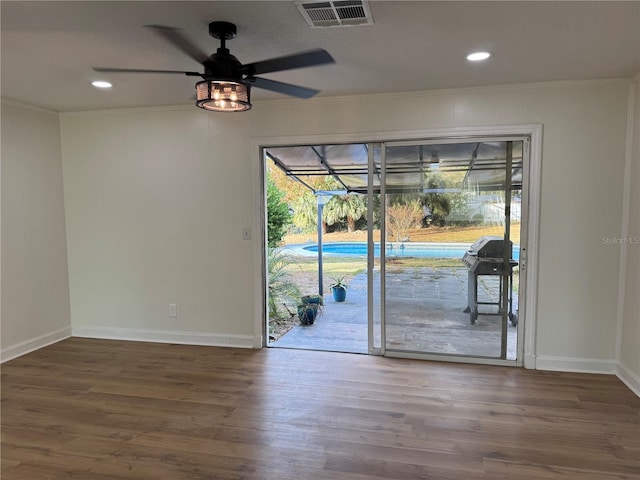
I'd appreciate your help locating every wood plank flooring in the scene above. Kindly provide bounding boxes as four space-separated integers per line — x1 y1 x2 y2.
1 338 639 479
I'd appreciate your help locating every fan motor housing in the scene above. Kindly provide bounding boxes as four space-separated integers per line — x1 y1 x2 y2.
204 51 244 81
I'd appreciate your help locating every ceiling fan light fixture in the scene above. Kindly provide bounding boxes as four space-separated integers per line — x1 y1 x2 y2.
195 80 251 112
94 22 333 111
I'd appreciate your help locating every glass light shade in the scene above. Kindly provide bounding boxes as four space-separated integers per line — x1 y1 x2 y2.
195 80 251 112
466 51 491 61
91 80 113 88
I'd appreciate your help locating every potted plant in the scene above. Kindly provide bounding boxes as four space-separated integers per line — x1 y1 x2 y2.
297 295 323 325
300 294 323 306
329 276 347 302
297 303 318 325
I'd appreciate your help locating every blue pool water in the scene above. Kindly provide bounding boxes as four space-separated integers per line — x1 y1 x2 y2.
301 242 520 260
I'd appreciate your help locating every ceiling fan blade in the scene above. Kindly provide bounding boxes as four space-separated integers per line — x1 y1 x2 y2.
241 49 334 76
247 76 320 99
145 25 210 65
93 67 202 76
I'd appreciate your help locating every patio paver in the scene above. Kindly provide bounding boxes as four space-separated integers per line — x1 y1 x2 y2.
272 267 518 360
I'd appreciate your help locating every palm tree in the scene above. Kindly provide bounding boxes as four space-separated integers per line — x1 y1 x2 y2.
422 175 451 227
291 191 318 232
267 248 301 320
324 194 367 232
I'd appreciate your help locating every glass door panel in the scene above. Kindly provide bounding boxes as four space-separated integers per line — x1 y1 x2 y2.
382 139 525 361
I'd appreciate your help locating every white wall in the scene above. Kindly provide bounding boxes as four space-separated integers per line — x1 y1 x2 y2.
60 80 630 370
1 100 71 361
617 77 640 394
60 108 257 346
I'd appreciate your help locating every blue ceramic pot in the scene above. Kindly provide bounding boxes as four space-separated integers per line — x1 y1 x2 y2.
332 286 347 302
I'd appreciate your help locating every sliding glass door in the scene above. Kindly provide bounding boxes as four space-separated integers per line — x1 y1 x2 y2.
264 133 530 365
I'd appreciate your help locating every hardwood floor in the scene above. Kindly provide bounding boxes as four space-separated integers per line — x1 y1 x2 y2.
1 338 639 479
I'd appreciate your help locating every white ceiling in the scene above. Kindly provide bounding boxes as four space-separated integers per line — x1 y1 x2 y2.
2 1 639 112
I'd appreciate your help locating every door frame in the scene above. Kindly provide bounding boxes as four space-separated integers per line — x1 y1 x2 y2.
254 124 542 369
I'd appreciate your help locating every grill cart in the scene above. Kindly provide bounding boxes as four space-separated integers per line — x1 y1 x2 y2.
462 236 518 325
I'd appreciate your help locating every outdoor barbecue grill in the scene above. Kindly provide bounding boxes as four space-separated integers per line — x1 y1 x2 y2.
462 236 518 325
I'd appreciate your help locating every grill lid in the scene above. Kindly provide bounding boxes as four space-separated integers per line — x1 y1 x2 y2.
468 236 513 258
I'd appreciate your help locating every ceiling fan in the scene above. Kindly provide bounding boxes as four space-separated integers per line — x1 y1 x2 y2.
93 21 335 112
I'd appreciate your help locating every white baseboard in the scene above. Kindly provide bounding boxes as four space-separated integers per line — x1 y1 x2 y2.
535 355 617 374
616 362 640 397
71 325 257 349
1 326 72 363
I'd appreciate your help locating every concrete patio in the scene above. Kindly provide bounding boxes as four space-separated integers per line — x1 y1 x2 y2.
272 267 518 360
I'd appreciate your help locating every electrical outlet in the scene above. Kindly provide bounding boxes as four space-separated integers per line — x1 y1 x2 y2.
168 303 177 318
242 227 251 240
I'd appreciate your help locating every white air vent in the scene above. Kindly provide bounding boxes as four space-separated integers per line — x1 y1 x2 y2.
296 0 373 28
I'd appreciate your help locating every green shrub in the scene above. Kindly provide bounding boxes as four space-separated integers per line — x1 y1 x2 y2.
267 177 292 247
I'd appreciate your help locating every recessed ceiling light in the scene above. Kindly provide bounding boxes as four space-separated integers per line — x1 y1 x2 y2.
466 51 492 62
91 80 113 88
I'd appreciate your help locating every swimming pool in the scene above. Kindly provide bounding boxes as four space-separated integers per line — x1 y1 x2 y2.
289 242 520 260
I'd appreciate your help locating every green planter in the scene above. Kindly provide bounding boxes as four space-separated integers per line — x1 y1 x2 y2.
301 295 323 306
